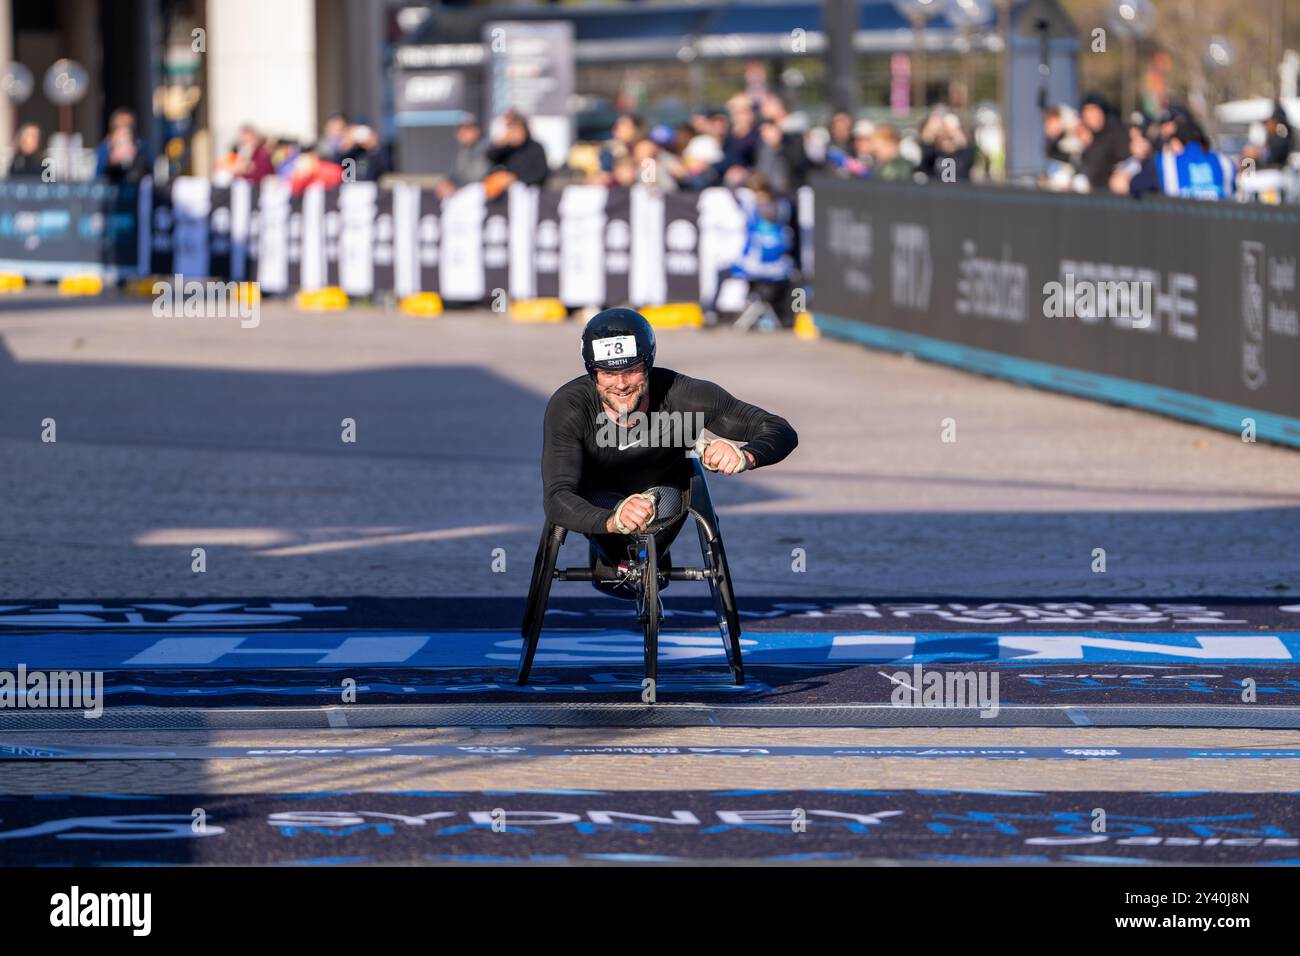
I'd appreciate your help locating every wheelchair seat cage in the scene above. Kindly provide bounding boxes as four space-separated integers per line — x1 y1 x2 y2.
517 459 744 692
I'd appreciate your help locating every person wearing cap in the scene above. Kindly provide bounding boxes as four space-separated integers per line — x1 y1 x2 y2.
598 113 644 185
1154 105 1194 149
436 113 491 198
1244 102 1295 170
485 110 549 191
630 137 677 191
1078 93 1131 192
673 134 724 190
340 122 390 182
649 124 676 149
543 308 797 599
919 111 979 182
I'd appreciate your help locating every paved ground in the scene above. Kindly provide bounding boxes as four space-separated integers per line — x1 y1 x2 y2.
2 289 1299 865
2 291 1297 599
3 727 1299 793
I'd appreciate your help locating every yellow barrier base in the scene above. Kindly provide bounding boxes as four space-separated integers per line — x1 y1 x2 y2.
130 277 259 308
794 311 821 340
642 303 704 329
58 274 104 296
236 282 261 309
509 298 567 323
399 292 444 317
296 286 349 311
0 273 25 293
126 277 161 297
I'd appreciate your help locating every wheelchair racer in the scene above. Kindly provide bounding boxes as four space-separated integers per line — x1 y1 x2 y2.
541 307 798 599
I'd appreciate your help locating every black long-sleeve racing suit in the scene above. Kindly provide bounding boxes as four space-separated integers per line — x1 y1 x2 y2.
540 366 798 578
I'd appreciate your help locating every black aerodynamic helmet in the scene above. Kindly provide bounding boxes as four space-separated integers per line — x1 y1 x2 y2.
581 307 655 376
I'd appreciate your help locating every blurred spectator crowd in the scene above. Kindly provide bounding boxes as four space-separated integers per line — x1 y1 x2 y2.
4 84 1293 208
211 112 391 194
441 92 992 200
1042 94 1295 201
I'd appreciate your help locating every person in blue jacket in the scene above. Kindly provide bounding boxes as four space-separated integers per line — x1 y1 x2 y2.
1130 117 1236 201
704 177 796 327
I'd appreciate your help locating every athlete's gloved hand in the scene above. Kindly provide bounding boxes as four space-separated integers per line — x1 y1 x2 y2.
693 436 752 475
607 492 657 534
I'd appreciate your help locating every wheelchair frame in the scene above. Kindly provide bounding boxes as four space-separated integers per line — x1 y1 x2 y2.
517 458 744 692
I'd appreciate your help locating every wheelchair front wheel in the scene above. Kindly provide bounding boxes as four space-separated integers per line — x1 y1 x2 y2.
637 533 661 695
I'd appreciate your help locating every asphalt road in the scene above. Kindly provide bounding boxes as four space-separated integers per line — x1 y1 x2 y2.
2 290 1299 865
2 291 1298 599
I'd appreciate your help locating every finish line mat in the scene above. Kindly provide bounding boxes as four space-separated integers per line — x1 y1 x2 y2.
1 790 1296 866
6 598 1300 723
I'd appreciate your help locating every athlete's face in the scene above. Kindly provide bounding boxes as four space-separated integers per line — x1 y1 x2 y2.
595 363 648 418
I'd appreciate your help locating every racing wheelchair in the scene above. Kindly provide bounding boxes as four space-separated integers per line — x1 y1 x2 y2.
517 458 744 691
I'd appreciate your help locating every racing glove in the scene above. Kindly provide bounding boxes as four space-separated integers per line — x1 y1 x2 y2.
692 436 750 473
611 492 657 534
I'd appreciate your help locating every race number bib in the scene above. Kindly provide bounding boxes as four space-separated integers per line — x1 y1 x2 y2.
592 335 636 361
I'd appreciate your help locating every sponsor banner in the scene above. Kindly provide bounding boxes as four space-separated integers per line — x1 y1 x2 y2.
285 188 307 292
481 188 510 304
148 179 174 275
440 182 486 301
375 186 397 296
603 186 631 306
251 178 291 293
0 179 142 279
209 184 234 280
419 185 445 294
664 189 703 305
3 743 1298 761
4 629 1300 670
335 181 379 296
170 177 211 277
533 189 561 300
0 179 793 310
813 177 1300 445
1 791 1296 865
559 184 605 305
